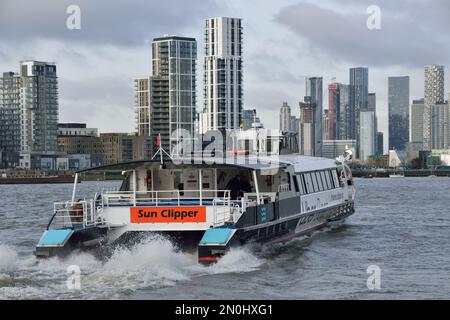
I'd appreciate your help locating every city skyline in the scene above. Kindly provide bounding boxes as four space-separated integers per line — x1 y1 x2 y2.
1 1 450 154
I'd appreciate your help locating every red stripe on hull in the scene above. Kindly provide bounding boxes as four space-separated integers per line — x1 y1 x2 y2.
198 257 220 262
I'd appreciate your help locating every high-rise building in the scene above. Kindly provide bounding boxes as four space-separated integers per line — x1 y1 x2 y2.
431 102 449 149
328 83 351 141
376 132 384 155
360 111 375 161
203 17 243 132
368 92 378 148
1 62 59 156
135 36 196 153
19 61 59 153
388 76 410 151
0 72 21 153
410 99 425 150
299 97 315 156
279 102 291 132
153 36 197 149
135 76 170 152
368 92 376 112
423 65 444 150
306 77 323 156
327 83 338 140
135 77 151 137
322 109 329 140
349 67 368 157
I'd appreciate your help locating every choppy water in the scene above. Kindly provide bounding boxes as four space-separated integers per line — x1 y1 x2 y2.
0 177 449 299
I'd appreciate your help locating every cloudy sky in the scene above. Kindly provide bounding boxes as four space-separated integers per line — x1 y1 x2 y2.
1 0 450 151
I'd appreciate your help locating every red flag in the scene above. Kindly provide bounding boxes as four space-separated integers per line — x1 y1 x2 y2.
156 133 161 148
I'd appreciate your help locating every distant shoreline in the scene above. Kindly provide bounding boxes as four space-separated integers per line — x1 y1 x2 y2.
351 169 450 178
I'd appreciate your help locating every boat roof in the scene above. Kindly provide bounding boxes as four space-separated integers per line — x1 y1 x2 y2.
76 154 338 174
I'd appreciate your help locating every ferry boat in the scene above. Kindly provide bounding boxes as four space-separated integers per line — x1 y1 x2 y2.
35 154 356 263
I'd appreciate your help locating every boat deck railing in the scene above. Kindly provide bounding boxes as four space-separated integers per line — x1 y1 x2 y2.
101 189 233 207
48 200 99 230
100 189 247 226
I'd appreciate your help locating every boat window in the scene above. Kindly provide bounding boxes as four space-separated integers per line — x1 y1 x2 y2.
324 170 333 189
315 172 324 191
332 169 340 188
328 170 339 188
311 172 319 192
305 173 314 193
297 175 304 194
321 171 330 190
286 172 292 191
300 174 307 194
293 174 299 193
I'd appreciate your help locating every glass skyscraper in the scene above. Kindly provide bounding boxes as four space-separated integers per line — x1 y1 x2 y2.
136 36 197 153
388 76 410 151
203 17 243 132
306 77 323 156
349 67 368 157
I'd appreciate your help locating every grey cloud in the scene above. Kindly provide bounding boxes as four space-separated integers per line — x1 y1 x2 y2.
274 1 450 68
0 0 220 46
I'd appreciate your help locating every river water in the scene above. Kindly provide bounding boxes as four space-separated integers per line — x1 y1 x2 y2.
0 177 449 299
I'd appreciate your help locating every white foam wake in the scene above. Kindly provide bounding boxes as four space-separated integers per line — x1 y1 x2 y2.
0 244 18 272
0 236 264 299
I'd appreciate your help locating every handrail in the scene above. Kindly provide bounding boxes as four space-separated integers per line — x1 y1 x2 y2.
49 200 99 230
277 183 290 192
102 189 232 207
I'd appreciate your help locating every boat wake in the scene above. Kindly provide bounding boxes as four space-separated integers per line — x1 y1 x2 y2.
0 237 263 299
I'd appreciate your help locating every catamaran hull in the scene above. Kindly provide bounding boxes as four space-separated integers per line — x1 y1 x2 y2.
198 201 355 264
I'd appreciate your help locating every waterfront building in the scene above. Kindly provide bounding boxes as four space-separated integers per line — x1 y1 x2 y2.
388 76 410 151
368 93 378 145
349 67 369 157
327 83 339 140
410 99 425 150
279 102 292 132
57 123 102 167
0 72 21 155
368 92 376 112
431 102 449 149
134 76 169 153
299 97 315 156
135 36 196 153
328 82 353 141
135 77 151 137
19 61 59 153
290 115 299 134
58 123 98 137
100 133 152 165
306 77 323 156
203 17 243 132
423 65 445 150
322 109 329 140
1 61 59 168
322 139 356 160
376 132 384 155
1 62 58 154
360 111 376 161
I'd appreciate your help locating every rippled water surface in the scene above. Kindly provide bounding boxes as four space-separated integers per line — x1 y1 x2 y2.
0 177 449 299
